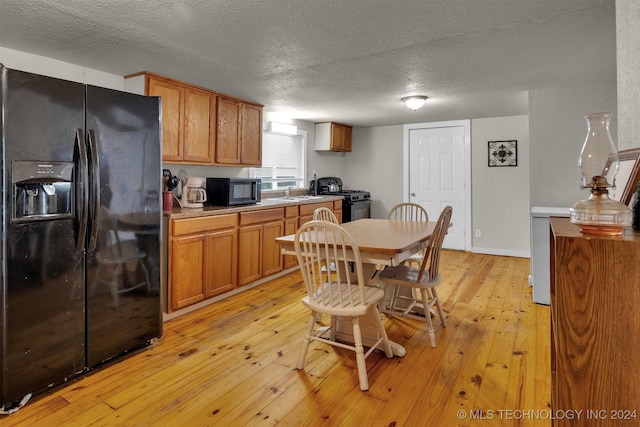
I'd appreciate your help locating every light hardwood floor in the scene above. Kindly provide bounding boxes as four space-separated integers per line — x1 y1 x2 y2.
3 250 551 426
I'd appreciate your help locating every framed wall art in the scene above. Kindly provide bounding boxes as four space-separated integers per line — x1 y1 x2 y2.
488 140 517 167
608 147 640 205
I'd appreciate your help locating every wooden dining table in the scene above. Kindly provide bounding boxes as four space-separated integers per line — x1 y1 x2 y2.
276 218 438 356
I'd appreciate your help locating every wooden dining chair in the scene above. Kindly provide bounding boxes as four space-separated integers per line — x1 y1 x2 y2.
387 202 429 222
379 205 453 347
89 206 151 308
294 220 393 391
387 202 429 266
313 206 339 223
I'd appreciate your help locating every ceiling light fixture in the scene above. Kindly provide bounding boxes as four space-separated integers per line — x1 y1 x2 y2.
402 95 428 111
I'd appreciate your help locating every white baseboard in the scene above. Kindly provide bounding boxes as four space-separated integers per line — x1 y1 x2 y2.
471 246 530 258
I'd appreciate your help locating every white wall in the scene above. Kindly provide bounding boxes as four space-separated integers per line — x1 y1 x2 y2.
0 46 125 90
529 81 617 208
347 118 531 256
471 116 530 257
344 125 404 219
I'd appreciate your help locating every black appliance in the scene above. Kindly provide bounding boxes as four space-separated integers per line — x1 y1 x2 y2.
316 177 371 222
0 66 162 410
206 177 261 206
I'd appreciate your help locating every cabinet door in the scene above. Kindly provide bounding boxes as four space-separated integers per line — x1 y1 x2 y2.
170 235 206 311
298 215 313 227
205 228 237 297
216 96 242 164
148 77 184 162
262 220 284 276
333 200 343 223
183 88 215 163
340 124 352 151
238 224 262 285
332 123 352 151
241 103 262 165
283 217 298 269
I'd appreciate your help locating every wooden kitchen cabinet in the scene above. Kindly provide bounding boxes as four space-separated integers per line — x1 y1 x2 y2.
241 102 262 165
238 208 284 286
144 74 215 164
315 122 352 152
216 96 262 165
298 201 336 226
170 234 206 310
183 87 215 163
333 200 343 223
147 75 183 162
216 96 242 164
283 206 299 269
126 71 262 166
168 214 238 312
550 218 640 426
205 227 237 298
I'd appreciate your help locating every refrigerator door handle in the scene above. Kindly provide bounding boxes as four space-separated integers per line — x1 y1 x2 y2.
75 128 89 252
87 129 101 251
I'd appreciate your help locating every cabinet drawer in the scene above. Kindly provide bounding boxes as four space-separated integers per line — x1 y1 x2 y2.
240 208 284 225
171 213 238 236
333 200 342 210
285 206 299 218
299 201 333 217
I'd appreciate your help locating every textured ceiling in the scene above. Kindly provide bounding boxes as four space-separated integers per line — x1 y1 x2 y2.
0 0 616 127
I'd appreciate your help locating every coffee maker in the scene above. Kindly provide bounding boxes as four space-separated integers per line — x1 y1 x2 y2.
181 177 207 208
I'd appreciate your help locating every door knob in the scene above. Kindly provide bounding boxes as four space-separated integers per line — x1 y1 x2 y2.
410 192 416 197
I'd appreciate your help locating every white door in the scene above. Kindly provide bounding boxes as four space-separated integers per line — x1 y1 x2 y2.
407 123 468 250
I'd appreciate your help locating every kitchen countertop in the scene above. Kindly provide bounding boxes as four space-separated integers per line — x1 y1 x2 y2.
164 195 343 219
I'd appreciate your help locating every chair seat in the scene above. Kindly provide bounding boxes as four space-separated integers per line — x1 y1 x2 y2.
380 264 441 289
302 282 385 317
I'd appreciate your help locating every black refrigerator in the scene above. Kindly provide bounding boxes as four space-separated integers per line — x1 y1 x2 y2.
0 66 162 410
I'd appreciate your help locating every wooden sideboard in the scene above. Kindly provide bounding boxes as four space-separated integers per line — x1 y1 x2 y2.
550 217 640 426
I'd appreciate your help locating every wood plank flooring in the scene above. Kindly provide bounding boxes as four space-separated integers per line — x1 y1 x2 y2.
3 250 551 426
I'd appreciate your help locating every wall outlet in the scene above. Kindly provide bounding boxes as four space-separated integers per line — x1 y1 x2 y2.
474 229 482 238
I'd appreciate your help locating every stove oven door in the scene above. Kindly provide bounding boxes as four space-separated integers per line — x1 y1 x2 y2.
343 199 371 222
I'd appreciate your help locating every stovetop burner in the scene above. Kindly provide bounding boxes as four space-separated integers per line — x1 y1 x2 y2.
326 190 371 201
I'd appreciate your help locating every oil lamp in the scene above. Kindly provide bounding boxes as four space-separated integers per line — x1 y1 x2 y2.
570 112 631 235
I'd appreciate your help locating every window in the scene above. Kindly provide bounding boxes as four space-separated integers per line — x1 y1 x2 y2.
251 129 307 190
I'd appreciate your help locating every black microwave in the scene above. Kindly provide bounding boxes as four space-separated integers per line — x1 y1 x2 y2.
206 178 261 206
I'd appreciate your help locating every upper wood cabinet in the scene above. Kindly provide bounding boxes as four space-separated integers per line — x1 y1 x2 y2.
241 103 262 165
315 122 352 152
148 76 184 161
183 87 215 163
126 72 262 166
216 96 262 166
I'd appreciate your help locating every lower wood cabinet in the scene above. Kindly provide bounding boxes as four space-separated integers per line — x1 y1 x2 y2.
283 206 299 269
550 217 640 426
333 200 343 223
167 200 342 313
205 228 237 297
170 234 206 310
238 208 285 286
298 201 335 226
168 214 238 312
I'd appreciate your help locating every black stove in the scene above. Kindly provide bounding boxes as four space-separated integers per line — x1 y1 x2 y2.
332 190 371 202
315 177 371 222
